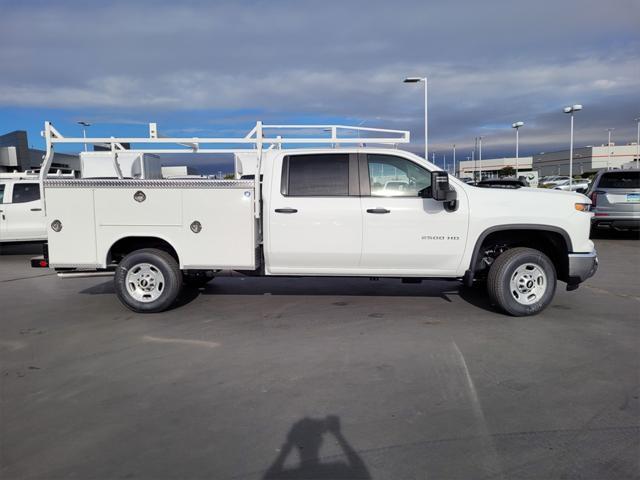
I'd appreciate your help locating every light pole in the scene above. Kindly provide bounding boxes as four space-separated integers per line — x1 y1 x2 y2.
606 128 614 170
452 144 456 177
563 105 582 188
512 121 524 177
478 136 484 181
403 77 428 160
78 121 91 152
635 117 640 168
443 154 446 172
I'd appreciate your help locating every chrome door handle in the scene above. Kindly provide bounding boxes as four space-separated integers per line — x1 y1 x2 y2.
274 208 298 214
366 208 390 214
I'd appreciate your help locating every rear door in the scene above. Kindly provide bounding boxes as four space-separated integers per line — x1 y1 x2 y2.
267 153 362 274
359 153 469 275
4 182 46 241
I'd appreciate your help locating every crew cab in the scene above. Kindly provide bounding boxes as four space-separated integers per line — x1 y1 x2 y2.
32 121 598 316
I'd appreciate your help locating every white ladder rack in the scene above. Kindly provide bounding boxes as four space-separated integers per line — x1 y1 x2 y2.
39 121 411 218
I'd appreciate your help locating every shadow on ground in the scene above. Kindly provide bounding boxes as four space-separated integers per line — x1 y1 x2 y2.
262 416 371 480
80 276 499 313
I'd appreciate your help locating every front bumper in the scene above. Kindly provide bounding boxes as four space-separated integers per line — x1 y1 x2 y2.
567 250 598 289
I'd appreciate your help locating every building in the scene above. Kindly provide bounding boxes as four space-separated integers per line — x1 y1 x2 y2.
458 156 533 180
532 144 639 176
458 144 640 180
0 130 80 173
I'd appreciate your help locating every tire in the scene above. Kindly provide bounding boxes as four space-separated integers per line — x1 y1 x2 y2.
114 248 182 313
487 247 557 316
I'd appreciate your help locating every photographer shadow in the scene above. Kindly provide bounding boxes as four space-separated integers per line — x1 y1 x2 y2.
263 416 371 480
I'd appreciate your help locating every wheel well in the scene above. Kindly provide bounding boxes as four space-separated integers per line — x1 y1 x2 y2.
471 228 570 282
107 237 179 265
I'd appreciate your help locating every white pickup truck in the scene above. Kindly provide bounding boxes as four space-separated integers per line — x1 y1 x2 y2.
31 121 597 316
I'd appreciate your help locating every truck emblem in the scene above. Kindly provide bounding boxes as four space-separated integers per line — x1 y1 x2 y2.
133 191 146 202
190 221 202 233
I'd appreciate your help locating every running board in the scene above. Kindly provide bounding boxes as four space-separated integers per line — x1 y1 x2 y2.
57 271 115 278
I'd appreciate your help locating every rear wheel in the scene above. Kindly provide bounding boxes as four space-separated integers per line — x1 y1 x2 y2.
114 248 182 313
487 247 556 316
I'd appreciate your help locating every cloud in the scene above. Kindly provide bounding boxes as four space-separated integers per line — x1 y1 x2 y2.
0 0 638 155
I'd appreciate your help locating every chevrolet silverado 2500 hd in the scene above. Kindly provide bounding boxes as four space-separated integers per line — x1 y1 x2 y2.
31 121 597 316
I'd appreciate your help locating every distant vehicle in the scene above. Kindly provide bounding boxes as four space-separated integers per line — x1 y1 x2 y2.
476 178 527 189
0 174 46 243
585 169 640 231
540 176 571 188
553 179 590 191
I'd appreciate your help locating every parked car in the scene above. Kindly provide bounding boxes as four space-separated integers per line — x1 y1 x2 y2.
553 179 591 191
32 120 597 317
476 178 527 189
0 174 46 243
540 176 571 188
584 169 640 231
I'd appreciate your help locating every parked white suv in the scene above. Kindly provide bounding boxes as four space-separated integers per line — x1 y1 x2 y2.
0 175 46 243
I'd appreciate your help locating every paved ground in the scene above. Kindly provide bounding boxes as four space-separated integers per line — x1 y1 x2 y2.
1 234 639 480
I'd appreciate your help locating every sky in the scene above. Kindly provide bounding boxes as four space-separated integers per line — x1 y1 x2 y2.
0 0 638 173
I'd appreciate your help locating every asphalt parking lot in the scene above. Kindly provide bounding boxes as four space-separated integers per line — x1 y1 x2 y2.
1 234 639 480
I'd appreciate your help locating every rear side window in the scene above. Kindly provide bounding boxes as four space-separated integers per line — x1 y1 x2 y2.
284 154 349 196
0 184 4 203
12 183 40 203
598 172 640 189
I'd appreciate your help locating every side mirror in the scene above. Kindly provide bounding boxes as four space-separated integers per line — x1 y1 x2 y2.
430 171 457 202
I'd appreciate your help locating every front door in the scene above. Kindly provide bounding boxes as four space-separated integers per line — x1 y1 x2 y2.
359 154 468 276
267 153 362 275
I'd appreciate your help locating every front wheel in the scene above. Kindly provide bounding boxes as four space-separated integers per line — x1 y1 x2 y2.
487 247 557 316
114 248 182 313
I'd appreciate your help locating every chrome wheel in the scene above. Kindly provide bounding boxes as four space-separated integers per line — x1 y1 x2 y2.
125 263 165 303
509 262 547 306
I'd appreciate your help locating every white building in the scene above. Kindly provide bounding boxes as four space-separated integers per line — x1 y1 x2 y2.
532 144 639 176
458 156 533 180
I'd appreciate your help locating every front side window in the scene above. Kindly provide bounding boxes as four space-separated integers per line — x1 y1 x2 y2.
285 154 349 196
0 184 4 203
12 183 40 203
368 154 431 197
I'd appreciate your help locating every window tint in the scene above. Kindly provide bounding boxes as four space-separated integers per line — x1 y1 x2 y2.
0 184 4 203
286 154 349 196
12 183 40 203
598 171 640 189
368 154 431 197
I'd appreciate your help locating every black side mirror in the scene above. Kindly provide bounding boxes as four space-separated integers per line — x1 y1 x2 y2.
430 171 457 202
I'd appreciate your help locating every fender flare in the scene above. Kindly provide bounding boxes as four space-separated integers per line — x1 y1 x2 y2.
464 224 573 286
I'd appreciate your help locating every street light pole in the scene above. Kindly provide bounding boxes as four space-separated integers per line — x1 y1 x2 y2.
512 121 524 177
78 121 91 152
606 128 614 170
452 144 456 177
563 105 582 189
403 77 428 160
478 136 483 181
635 117 640 168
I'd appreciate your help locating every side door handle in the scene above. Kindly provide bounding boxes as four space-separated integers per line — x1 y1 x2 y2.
366 208 390 214
30 208 42 212
274 208 298 214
